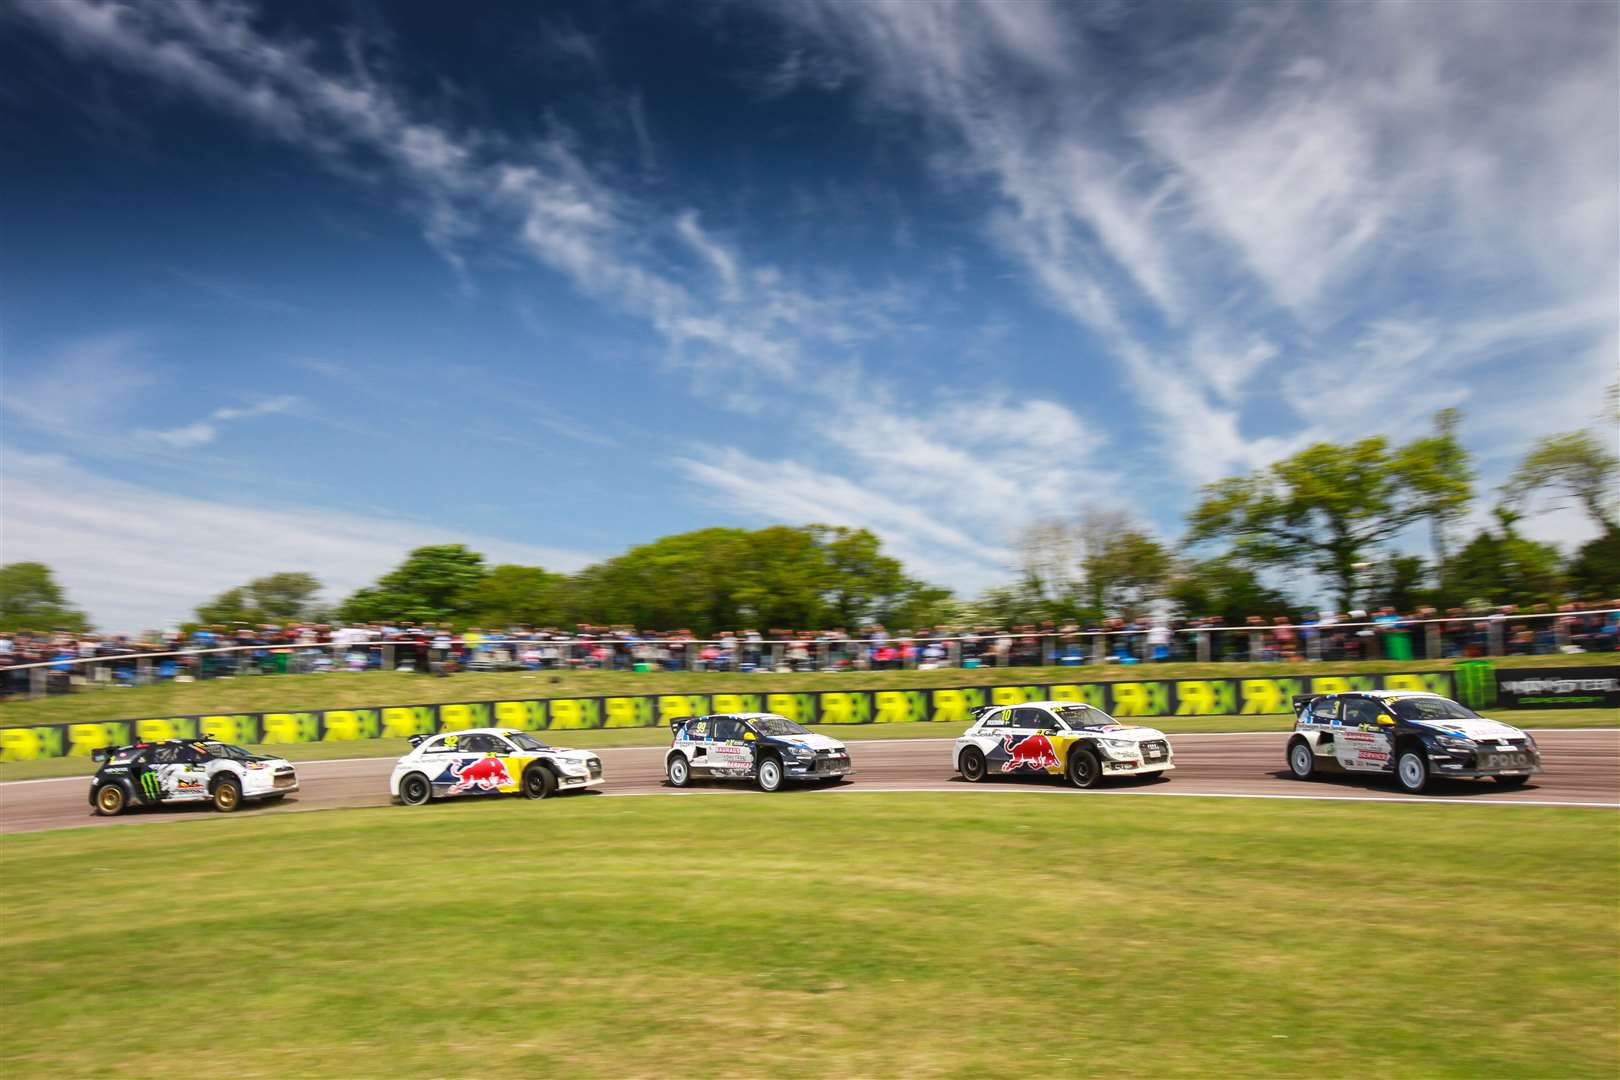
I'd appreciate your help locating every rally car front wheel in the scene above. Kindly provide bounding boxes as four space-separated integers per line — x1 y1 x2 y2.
522 763 556 799
666 755 691 787
756 757 784 792
94 784 127 816
399 773 432 806
1066 748 1102 789
212 777 242 812
958 747 987 783
1396 750 1430 794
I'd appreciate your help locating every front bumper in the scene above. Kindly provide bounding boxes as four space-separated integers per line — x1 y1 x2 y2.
246 780 299 799
555 772 605 791
1102 759 1175 775
1429 751 1542 779
787 754 854 780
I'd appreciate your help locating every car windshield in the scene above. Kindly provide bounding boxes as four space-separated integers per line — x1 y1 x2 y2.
1053 705 1114 729
750 716 810 737
206 743 255 759
506 732 550 752
1388 697 1482 722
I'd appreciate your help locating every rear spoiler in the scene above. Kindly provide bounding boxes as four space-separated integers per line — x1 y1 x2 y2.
668 716 694 733
1291 694 1320 715
969 705 999 724
91 747 116 763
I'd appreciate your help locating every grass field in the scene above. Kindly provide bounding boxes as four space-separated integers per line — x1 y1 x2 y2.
0 708 1613 782
2 651 1613 728
2 793 1615 1078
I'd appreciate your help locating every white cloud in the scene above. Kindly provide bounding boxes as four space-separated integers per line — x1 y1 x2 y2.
0 332 155 441
137 395 300 449
0 451 595 632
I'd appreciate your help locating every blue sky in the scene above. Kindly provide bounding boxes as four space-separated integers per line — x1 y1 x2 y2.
2 0 1615 631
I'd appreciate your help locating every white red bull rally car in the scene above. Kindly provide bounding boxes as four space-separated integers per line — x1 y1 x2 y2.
389 728 603 805
1287 690 1542 793
953 701 1173 788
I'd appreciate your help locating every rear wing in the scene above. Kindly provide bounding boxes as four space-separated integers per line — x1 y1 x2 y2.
968 705 999 725
667 716 694 734
1291 694 1320 717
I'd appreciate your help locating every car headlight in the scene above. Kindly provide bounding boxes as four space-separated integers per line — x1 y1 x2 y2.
1434 735 1475 752
1101 738 1139 757
554 759 586 774
786 745 815 760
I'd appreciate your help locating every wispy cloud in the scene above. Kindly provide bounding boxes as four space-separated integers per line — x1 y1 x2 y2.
137 395 299 449
0 451 596 631
0 331 155 441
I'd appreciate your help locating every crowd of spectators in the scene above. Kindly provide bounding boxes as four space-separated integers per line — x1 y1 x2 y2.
3 601 1616 698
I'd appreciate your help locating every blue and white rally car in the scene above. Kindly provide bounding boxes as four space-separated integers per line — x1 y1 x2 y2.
1287 690 1542 793
665 713 853 791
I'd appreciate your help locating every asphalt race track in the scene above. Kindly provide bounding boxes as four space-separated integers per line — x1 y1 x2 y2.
3 730 1616 834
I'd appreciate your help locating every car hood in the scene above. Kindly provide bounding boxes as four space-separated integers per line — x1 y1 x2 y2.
1410 717 1527 742
778 733 848 753
540 747 598 762
1070 724 1167 741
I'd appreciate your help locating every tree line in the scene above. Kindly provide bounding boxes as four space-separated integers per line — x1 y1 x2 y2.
2 401 1614 635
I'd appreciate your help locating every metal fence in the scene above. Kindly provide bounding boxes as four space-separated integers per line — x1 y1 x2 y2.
3 609 1615 700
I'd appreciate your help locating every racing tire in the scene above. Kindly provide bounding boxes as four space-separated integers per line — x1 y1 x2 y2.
958 746 988 783
1066 747 1103 789
522 763 557 800
757 756 784 793
1395 750 1430 794
93 784 127 817
212 776 242 813
398 772 432 806
1494 774 1531 788
666 754 692 788
1287 739 1316 781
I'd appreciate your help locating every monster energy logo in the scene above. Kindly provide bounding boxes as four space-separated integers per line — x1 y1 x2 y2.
1454 661 1496 709
138 770 160 801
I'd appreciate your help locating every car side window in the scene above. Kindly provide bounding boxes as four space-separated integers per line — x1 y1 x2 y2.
1310 698 1339 725
152 745 179 765
687 719 710 740
423 736 455 753
979 710 1012 729
1011 708 1046 729
1342 698 1381 726
712 718 745 742
461 734 501 754
177 745 208 765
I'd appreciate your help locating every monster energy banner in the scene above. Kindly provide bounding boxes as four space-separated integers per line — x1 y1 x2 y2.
1492 665 1620 710
0 669 1477 762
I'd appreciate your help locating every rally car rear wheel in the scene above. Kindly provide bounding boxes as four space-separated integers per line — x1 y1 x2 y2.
958 747 987 783
399 772 432 805
1287 740 1316 780
666 755 691 787
757 756 784 792
1066 747 1102 789
212 776 242 812
523 763 556 799
1396 750 1430 794
94 784 126 816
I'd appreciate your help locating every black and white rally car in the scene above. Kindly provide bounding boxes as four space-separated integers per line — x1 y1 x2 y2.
89 739 299 815
665 713 853 792
1287 690 1542 794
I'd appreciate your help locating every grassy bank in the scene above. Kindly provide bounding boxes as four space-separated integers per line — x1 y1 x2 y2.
2 794 1614 1078
1 708 1612 782
3 652 1613 728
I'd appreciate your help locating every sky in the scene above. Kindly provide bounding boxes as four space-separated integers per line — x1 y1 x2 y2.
1 0 1616 632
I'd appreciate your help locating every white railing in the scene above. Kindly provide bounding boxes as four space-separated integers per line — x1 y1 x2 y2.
2 609 1615 700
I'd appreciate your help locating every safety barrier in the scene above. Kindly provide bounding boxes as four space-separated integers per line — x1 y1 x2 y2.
5 665 1611 762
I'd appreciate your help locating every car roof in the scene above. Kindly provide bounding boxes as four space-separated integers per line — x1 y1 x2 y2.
426 727 527 738
1322 690 1446 700
988 700 1102 710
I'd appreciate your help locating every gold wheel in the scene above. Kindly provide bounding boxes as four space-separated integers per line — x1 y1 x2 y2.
213 780 241 811
95 785 125 815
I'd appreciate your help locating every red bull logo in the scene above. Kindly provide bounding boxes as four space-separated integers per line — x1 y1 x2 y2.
1001 733 1060 773
449 756 512 793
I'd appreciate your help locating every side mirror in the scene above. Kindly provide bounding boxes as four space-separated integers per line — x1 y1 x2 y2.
743 731 756 742
1377 716 1395 726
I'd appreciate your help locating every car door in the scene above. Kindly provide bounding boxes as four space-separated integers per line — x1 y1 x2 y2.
708 717 756 777
445 733 515 794
1333 697 1394 772
978 707 1021 772
993 708 1059 775
680 717 714 774
1301 695 1340 759
155 744 210 801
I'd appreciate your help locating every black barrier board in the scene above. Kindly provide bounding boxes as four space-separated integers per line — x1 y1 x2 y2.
1494 666 1620 709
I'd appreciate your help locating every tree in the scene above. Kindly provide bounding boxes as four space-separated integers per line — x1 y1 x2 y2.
460 565 565 627
1013 518 1084 618
1361 555 1431 613
0 562 90 632
1504 429 1619 534
1078 512 1172 619
339 545 488 623
196 572 322 624
1187 433 1473 611
1567 529 1620 599
1410 408 1472 586
1445 506 1567 606
1168 557 1293 624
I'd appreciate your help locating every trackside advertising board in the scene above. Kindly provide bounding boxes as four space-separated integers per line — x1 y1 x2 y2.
0 670 1477 762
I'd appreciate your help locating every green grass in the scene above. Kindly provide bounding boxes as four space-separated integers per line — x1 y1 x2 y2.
2 794 1615 1078
2 708 1613 782
3 651 1614 728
